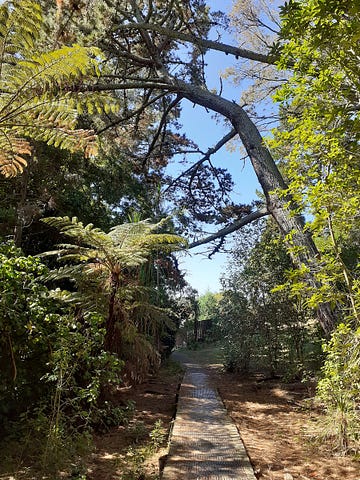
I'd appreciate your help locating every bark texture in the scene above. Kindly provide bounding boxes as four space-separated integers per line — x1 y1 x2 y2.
177 82 335 335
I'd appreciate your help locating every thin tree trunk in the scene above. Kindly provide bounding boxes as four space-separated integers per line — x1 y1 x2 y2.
14 160 30 247
104 272 120 352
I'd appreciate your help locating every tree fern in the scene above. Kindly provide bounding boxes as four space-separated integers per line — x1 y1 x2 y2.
42 216 186 272
109 219 188 251
0 0 118 177
41 216 186 359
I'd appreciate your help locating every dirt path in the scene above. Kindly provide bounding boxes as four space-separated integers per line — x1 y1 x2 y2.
213 370 360 480
162 358 256 479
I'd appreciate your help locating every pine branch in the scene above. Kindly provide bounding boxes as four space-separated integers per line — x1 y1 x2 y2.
163 129 237 194
75 80 176 92
189 208 269 249
96 91 168 135
144 94 182 164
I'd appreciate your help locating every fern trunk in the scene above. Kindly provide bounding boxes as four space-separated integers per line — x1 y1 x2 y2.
104 272 120 352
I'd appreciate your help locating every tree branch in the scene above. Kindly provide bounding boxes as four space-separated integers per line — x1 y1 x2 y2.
116 23 277 65
74 81 177 92
96 91 169 135
188 208 269 249
145 94 182 162
163 128 237 193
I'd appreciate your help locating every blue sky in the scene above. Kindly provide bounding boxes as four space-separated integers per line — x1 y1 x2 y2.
1 0 266 295
175 101 260 295
173 0 263 295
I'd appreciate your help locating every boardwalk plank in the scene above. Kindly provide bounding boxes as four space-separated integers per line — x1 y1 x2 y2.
162 363 257 480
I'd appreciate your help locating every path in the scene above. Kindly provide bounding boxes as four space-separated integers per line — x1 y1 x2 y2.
162 354 257 480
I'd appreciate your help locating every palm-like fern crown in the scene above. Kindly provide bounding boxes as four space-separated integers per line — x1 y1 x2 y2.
42 216 187 276
0 0 117 177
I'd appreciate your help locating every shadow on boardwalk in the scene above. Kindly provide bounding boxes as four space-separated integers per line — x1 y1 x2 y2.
162 351 256 480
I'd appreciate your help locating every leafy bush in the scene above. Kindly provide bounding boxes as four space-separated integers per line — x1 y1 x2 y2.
219 222 322 377
0 242 62 426
317 323 360 453
0 241 125 474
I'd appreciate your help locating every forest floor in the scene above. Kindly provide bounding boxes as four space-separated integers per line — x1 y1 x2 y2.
215 369 359 480
2 347 358 479
85 346 359 480
84 359 184 480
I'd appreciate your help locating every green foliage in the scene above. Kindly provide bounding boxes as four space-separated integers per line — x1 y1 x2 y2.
172 285 200 346
0 0 118 177
271 0 360 323
316 323 360 453
91 400 135 434
149 419 166 451
197 291 222 341
161 358 185 377
0 240 128 476
218 290 252 374
41 215 186 381
0 241 62 421
43 215 186 263
270 1 360 454
104 419 167 480
219 221 321 376
0 140 159 253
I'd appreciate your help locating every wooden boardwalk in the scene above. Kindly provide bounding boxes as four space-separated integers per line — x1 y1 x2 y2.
162 361 257 480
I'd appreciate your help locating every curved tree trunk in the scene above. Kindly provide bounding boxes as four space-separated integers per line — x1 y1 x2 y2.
177 82 335 335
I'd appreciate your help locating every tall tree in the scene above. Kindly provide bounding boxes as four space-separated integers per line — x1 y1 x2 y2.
0 0 121 248
67 0 335 334
1 0 186 252
270 0 360 323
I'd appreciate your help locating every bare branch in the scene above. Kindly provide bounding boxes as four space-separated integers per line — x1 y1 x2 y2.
74 81 176 92
116 22 277 65
96 91 169 135
189 208 269 249
129 1 160 63
163 128 237 194
145 94 182 161
99 48 157 68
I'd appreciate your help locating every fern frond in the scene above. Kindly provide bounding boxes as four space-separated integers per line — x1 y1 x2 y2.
110 247 148 268
136 233 188 251
132 302 176 331
0 133 31 177
42 247 102 264
0 0 42 76
109 220 179 247
40 264 84 282
109 220 187 260
42 217 111 248
22 125 98 158
11 44 102 94
109 220 154 246
48 288 100 313
0 2 119 175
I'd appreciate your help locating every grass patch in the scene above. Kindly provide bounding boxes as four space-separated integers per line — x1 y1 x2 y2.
161 358 185 377
176 343 224 366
